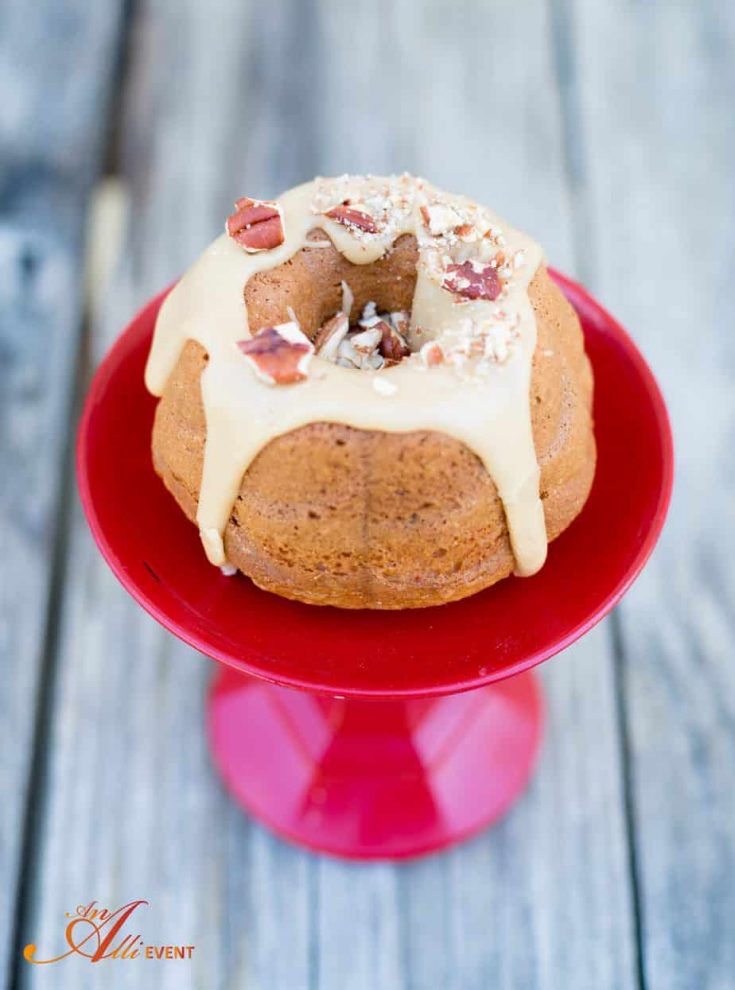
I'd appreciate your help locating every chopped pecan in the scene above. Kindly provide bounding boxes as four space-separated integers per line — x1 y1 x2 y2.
237 322 313 384
350 327 383 354
358 300 379 326
454 223 477 240
315 302 412 371
421 203 463 236
376 320 410 364
420 341 445 367
390 310 410 338
324 205 379 234
334 334 383 370
313 312 350 361
442 260 502 301
227 197 285 252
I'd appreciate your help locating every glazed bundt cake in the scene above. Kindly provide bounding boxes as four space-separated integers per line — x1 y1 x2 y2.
146 174 595 608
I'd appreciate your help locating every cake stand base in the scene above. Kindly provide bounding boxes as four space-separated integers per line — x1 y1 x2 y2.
208 668 544 860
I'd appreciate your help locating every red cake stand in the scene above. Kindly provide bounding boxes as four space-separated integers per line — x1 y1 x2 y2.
77 271 672 860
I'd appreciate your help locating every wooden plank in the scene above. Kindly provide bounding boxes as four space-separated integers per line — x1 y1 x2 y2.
566 2 735 987
0 1 125 986
24 0 637 987
314 2 636 987
22 1 319 987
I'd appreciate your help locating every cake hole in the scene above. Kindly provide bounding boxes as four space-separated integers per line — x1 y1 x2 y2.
312 300 411 371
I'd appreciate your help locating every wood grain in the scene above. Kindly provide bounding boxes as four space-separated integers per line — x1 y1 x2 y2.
567 1 735 986
18 1 640 989
0 0 124 985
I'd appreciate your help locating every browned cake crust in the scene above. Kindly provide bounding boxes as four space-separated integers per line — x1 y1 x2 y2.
152 233 595 608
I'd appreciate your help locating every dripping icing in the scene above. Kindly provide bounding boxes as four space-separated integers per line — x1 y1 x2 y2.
145 175 548 577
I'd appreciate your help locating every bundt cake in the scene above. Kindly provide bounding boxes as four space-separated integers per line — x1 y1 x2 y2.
146 174 595 608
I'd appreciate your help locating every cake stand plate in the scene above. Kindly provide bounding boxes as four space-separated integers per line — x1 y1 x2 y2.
77 270 673 859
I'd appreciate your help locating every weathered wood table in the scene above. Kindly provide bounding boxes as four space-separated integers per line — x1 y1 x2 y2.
1 1 733 987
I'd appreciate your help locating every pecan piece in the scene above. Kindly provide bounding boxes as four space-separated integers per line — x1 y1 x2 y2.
237 322 313 384
390 310 410 338
421 203 463 236
313 312 350 361
420 341 445 367
442 260 502 301
350 327 383 354
333 327 384 370
454 223 477 241
376 320 410 364
324 205 379 234
227 197 285 252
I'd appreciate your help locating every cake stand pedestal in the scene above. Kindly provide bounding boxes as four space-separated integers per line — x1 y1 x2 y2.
77 271 672 860
209 668 542 858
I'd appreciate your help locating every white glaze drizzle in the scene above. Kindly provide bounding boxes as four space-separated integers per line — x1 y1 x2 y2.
145 175 547 576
